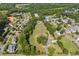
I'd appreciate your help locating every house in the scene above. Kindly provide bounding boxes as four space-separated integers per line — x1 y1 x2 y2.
51 16 58 23
44 16 49 21
34 13 39 18
7 16 15 23
72 35 79 47
7 16 15 26
52 40 57 44
4 26 9 31
10 30 15 34
64 28 71 34
45 15 58 22
54 31 61 38
68 18 75 23
7 44 17 53
61 19 68 24
12 36 17 44
0 44 3 52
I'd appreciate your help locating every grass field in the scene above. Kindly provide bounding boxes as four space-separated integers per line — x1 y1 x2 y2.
59 37 79 54
29 21 48 53
49 44 63 56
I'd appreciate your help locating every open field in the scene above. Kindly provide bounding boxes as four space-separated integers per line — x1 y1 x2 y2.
48 44 63 56
29 21 48 53
59 37 79 54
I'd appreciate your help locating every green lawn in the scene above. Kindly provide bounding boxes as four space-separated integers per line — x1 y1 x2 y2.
59 37 79 54
48 44 63 56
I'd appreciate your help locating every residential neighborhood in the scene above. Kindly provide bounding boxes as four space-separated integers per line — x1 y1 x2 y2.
0 3 79 56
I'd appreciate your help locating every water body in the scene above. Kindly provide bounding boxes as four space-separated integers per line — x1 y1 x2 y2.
0 22 6 36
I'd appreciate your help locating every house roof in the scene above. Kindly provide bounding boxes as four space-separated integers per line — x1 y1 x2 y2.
7 16 15 22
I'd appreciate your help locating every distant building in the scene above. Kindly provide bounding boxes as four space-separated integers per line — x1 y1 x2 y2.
44 16 49 21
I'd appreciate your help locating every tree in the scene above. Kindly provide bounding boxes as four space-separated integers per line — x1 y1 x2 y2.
44 22 57 36
63 48 68 54
17 33 29 55
75 51 79 55
48 46 55 56
17 18 37 55
57 40 63 49
37 35 48 45
30 45 36 55
0 36 3 42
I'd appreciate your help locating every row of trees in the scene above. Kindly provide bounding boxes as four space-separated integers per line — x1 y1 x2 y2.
0 4 15 10
48 46 55 56
16 17 38 55
44 22 57 36
17 33 36 55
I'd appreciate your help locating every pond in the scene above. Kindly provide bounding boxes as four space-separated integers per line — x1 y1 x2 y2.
0 22 6 36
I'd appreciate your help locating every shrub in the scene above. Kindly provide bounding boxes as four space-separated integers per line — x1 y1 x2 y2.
57 40 63 49
63 48 68 54
0 36 3 42
48 46 55 56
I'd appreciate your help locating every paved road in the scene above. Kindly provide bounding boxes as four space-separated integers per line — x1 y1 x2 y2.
45 32 53 55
